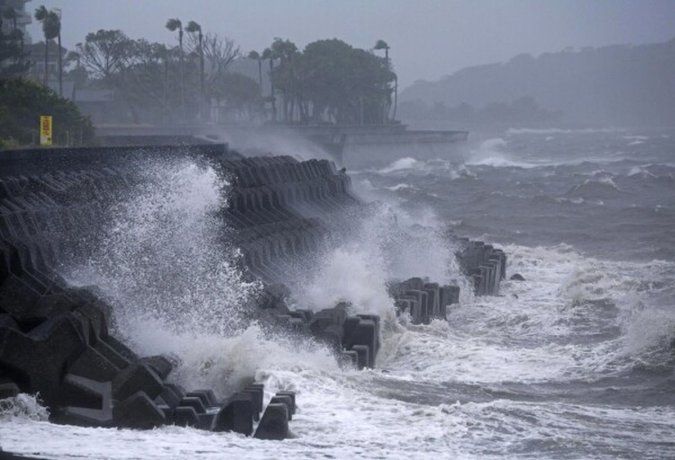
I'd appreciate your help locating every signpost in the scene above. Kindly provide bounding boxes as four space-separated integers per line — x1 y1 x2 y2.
40 115 52 146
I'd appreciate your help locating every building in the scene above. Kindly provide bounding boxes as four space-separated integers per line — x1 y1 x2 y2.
0 0 32 45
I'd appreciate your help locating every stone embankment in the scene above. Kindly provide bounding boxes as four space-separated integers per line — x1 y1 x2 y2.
0 144 506 437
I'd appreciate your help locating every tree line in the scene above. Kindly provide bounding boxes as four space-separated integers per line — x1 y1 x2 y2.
250 38 396 125
2 4 399 127
68 30 398 125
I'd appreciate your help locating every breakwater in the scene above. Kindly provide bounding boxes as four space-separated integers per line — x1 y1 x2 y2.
0 143 505 439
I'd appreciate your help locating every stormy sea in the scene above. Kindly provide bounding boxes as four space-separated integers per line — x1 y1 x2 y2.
1 127 674 459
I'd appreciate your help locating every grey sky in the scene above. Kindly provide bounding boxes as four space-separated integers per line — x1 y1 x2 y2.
28 0 675 88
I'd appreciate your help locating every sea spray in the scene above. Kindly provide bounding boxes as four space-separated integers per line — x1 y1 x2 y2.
294 202 459 314
66 157 260 340
62 156 350 396
0 394 50 421
127 318 340 398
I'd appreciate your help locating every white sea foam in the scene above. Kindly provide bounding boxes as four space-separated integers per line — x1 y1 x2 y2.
378 157 424 173
4 242 675 459
6 130 675 458
507 127 626 135
295 202 459 321
385 183 418 191
628 164 657 178
0 394 49 421
465 138 539 169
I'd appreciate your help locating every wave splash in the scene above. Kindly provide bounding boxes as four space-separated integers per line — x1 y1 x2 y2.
67 157 261 340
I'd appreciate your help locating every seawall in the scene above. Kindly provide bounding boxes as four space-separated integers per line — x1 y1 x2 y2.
0 143 505 437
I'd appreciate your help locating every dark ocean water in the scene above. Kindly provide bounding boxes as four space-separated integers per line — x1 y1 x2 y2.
1 127 674 459
360 128 675 262
349 127 675 458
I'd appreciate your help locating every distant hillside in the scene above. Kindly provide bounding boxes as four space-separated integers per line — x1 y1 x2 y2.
400 39 675 126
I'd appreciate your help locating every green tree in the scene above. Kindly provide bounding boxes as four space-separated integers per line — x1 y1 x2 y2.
248 50 263 90
270 38 299 122
212 72 262 121
34 6 60 87
64 50 88 88
185 20 205 118
0 11 28 77
75 29 132 80
54 8 63 96
0 78 94 148
2 7 25 57
270 38 395 125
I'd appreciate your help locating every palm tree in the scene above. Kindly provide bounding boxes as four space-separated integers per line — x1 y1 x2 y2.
248 50 263 90
34 6 60 89
53 8 63 97
186 21 205 119
262 47 276 121
165 18 184 119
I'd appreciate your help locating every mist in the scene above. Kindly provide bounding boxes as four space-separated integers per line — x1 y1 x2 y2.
28 0 675 88
2 1 675 459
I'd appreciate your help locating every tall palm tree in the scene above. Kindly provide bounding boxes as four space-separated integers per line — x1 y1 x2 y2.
53 8 63 97
186 21 205 119
165 18 184 119
34 6 59 89
262 47 276 121
248 50 263 90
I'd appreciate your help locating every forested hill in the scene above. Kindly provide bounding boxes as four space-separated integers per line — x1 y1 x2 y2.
400 38 675 126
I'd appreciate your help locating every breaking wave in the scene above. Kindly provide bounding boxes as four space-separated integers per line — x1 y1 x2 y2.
0 394 49 421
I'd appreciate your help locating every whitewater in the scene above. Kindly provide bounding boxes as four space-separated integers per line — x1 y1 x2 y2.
2 128 675 459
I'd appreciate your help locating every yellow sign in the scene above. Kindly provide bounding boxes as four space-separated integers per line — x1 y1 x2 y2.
40 115 52 146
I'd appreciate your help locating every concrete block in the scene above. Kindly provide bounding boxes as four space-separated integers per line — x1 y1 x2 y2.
213 394 254 435
254 403 289 440
140 355 173 381
275 391 296 415
186 389 218 407
60 374 113 426
351 344 369 370
172 406 200 427
112 363 164 402
269 395 293 420
113 391 166 429
178 396 206 414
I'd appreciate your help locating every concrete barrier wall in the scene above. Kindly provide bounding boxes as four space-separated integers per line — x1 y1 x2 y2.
0 144 299 437
0 144 506 435
455 238 507 296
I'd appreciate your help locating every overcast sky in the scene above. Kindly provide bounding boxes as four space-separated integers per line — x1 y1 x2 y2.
28 0 675 88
